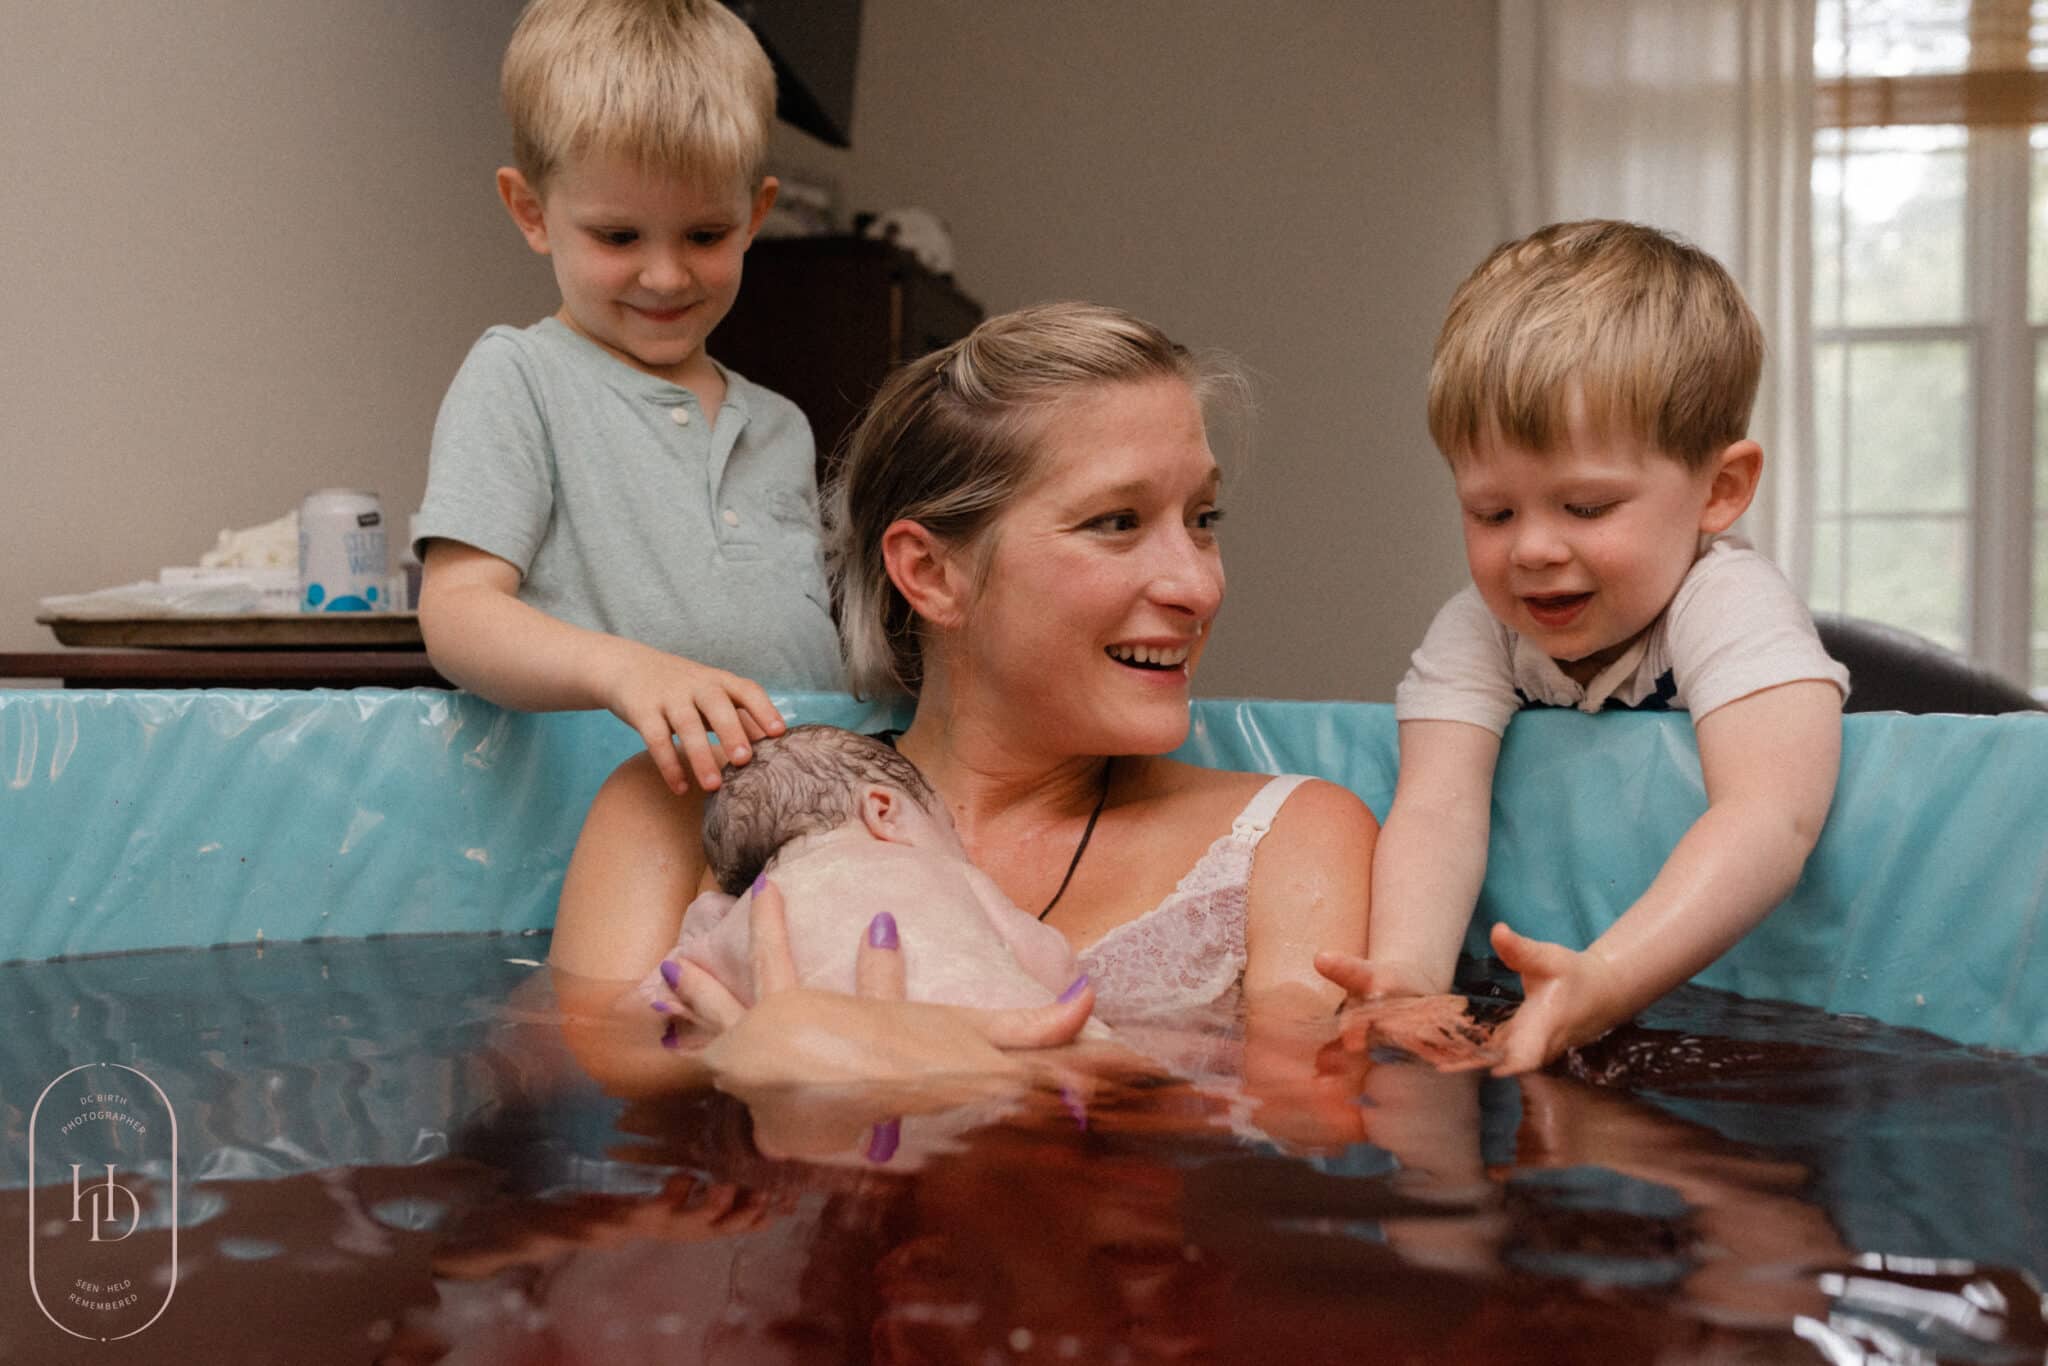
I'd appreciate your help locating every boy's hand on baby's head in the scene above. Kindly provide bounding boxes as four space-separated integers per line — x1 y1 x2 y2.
601 641 786 793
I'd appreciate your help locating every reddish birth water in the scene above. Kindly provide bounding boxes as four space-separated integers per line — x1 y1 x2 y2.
2 935 2044 1365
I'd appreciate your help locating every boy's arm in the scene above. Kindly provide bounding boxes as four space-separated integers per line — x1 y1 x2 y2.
418 539 783 792
1316 719 1500 1000
1483 679 1842 1075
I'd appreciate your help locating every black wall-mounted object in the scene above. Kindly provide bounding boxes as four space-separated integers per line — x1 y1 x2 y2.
728 0 863 148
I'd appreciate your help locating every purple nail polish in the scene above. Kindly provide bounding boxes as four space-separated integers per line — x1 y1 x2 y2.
659 959 681 990
1058 974 1090 1004
1061 1085 1088 1131
650 999 670 1014
867 912 899 950
751 873 768 897
661 1020 680 1050
865 1118 900 1164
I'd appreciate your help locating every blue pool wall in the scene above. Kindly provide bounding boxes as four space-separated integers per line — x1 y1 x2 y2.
3 688 2044 1053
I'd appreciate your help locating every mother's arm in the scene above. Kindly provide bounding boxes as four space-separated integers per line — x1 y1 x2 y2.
553 752 709 983
1241 778 1377 1014
1235 778 1379 1150
544 753 716 1096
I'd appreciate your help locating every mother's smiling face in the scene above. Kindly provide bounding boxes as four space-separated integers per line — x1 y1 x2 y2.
828 303 1244 740
938 377 1226 756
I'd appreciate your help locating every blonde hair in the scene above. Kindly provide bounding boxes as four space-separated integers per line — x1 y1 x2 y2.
1427 220 1763 469
826 302 1247 700
501 0 775 194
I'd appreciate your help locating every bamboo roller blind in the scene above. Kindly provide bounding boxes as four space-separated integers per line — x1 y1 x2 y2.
1818 0 2047 127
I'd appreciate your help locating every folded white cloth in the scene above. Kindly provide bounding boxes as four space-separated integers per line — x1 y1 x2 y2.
39 580 271 619
200 510 298 570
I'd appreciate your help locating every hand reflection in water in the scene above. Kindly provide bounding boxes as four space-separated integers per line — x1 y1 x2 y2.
1351 1058 1850 1328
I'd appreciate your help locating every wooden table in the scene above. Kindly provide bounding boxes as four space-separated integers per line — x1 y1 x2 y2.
0 649 450 690
10 613 449 689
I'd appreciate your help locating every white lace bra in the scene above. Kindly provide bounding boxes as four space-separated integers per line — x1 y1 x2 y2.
1077 774 1314 1020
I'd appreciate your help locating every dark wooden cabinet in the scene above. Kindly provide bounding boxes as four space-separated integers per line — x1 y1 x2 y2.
716 235 983 481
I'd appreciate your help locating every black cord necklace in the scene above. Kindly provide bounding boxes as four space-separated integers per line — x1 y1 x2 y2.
1038 757 1112 922
869 730 1109 924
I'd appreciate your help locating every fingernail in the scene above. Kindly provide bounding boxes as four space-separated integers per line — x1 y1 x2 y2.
1058 974 1089 1004
732 745 750 763
751 873 768 897
867 912 899 950
650 999 670 1014
1061 1085 1088 1131
865 1118 900 1164
661 1020 681 1049
660 960 681 990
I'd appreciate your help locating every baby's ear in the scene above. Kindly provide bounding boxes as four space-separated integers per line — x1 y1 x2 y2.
857 784 910 843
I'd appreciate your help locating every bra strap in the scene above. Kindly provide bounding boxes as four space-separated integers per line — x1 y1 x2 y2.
1230 774 1314 839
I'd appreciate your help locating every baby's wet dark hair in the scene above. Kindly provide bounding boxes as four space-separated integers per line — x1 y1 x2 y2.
701 725 939 896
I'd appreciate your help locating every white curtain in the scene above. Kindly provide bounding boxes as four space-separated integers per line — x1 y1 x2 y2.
1497 0 1816 588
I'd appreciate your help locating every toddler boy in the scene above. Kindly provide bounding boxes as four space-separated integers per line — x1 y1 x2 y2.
1319 220 1849 1075
671 725 1083 1010
415 0 842 794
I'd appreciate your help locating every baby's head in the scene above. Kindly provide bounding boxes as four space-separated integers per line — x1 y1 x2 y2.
500 0 774 199
702 726 956 896
1426 222 1765 677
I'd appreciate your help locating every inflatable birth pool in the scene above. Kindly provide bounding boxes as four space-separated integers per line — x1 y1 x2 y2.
2 689 2043 1055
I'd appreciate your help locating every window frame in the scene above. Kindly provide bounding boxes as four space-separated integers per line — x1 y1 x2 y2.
1811 0 2045 692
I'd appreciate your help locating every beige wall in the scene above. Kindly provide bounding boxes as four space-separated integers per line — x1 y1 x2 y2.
4 1 1498 700
1 2 554 665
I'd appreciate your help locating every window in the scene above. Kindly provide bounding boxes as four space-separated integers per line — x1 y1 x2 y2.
1811 0 2048 692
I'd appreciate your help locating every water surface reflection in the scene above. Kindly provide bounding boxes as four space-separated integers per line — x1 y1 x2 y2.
2 935 2043 1364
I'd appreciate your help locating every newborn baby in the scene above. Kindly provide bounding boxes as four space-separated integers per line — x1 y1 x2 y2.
674 725 1081 1010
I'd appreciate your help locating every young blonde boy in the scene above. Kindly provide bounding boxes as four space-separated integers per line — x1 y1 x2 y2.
416 0 842 794
1319 220 1849 1075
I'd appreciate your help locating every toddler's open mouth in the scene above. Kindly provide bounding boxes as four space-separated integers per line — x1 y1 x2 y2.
1523 592 1591 628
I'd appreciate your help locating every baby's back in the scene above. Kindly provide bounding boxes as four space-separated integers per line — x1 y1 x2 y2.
679 843 1068 1010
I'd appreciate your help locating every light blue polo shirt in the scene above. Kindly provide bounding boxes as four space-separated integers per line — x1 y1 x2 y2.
417 318 844 690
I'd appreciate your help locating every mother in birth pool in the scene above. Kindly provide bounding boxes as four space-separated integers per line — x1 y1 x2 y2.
548 301 1384 1084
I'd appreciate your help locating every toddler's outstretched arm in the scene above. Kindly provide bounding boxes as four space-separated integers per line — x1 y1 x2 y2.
418 540 784 792
1317 719 1500 1001
1481 679 1843 1075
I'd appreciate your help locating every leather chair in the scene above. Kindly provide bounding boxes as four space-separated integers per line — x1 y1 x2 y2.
1813 613 2045 714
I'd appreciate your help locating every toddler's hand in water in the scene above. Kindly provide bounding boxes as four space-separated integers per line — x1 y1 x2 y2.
598 641 784 793
1316 951 1500 1069
1337 994 1501 1070
1471 922 1629 1077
